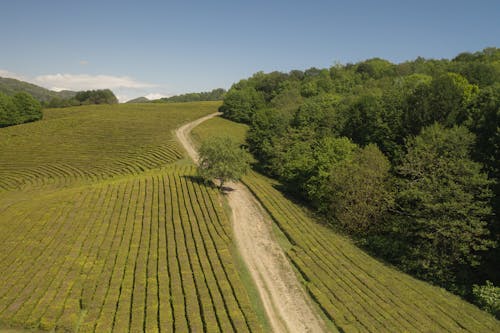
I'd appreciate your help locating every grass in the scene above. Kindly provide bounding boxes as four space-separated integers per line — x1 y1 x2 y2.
193 115 500 333
0 102 265 332
190 116 249 148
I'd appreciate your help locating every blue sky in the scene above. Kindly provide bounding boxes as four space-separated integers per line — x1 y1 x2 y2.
1 0 498 102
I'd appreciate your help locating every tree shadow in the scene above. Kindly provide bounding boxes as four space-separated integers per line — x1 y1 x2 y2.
182 175 235 194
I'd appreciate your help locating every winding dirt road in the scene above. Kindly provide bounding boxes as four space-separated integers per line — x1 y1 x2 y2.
176 113 327 333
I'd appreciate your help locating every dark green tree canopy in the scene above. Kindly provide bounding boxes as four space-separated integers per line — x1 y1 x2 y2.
219 47 500 300
396 124 494 288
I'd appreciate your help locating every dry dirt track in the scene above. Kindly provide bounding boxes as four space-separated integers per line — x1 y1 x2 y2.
176 113 328 333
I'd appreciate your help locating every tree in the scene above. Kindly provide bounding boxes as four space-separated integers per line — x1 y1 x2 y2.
327 144 394 234
396 124 495 289
198 137 252 190
73 89 118 105
12 92 42 123
403 73 479 135
304 136 358 212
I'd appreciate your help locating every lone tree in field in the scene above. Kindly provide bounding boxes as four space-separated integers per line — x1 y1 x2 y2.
198 136 251 190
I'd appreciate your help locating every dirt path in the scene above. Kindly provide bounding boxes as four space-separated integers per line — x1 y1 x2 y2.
176 113 328 333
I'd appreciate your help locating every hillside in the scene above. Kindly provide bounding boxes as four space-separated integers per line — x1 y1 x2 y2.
0 102 220 191
1 103 498 332
0 77 76 102
192 116 500 332
125 96 150 103
0 101 267 332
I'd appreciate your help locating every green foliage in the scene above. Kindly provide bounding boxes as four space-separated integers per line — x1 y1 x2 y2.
403 73 479 135
305 136 357 212
293 93 343 136
396 124 495 288
220 86 265 123
247 107 292 171
0 91 42 127
472 281 500 318
355 58 396 79
45 89 118 108
198 136 251 189
74 89 118 105
328 144 394 234
220 47 500 293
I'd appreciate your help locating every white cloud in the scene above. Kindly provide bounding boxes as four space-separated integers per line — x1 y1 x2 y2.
0 69 172 104
79 60 89 65
0 69 26 81
145 93 168 100
34 73 157 91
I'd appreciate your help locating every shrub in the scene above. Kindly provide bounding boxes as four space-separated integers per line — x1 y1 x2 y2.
472 281 500 318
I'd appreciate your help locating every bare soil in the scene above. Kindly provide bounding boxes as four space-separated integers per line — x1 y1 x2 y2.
176 113 327 332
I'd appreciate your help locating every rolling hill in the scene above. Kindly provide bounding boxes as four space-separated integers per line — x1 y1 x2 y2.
0 101 266 332
191 116 500 333
0 77 76 102
0 102 498 332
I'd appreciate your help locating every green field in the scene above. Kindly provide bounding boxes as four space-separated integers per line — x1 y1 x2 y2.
0 103 264 332
190 116 249 148
0 102 217 191
193 116 500 333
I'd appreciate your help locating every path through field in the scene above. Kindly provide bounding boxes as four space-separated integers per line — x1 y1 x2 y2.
176 113 328 333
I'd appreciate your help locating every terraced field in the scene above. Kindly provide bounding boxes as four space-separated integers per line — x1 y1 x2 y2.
194 116 500 333
0 167 261 332
0 103 265 332
0 102 218 191
242 173 500 333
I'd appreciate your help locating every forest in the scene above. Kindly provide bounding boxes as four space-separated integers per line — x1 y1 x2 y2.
219 47 500 313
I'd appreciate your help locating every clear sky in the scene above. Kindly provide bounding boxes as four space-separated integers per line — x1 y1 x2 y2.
1 0 498 102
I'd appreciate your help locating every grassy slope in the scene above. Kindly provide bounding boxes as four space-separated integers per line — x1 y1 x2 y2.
0 102 264 332
193 116 500 333
0 102 218 191
191 116 249 148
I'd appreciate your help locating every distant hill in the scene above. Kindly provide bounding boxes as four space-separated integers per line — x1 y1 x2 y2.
0 77 76 102
153 88 226 103
126 96 150 103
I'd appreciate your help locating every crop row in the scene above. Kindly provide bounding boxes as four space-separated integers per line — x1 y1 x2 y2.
0 168 261 332
242 171 499 333
0 102 218 192
0 145 182 191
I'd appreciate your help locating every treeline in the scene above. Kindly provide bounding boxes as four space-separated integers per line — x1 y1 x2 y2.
220 48 500 312
153 88 226 103
0 92 42 127
45 89 118 107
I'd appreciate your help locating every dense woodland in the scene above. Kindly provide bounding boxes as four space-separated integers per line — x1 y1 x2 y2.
0 91 42 127
220 48 500 314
